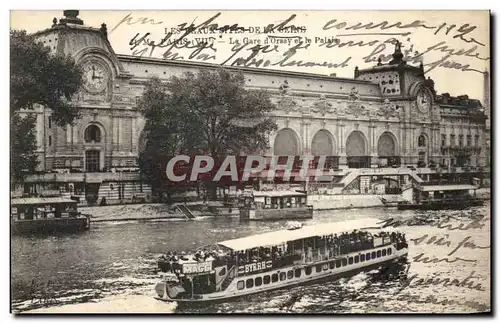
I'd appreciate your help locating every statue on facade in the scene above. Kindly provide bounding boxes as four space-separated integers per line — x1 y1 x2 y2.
389 40 405 65
277 80 299 113
345 86 366 117
346 104 368 118
375 98 398 119
348 86 360 102
279 80 290 96
101 23 108 40
312 94 333 116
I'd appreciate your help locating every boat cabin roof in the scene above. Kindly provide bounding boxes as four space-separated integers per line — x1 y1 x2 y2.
417 184 478 192
218 218 383 251
252 190 306 198
11 197 77 206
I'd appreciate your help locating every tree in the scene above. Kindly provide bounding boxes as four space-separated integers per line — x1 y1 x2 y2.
137 78 185 201
138 68 277 200
11 114 38 184
10 29 83 186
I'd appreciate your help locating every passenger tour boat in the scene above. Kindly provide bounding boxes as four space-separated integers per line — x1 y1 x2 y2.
397 183 484 210
154 218 408 304
239 190 313 221
11 197 91 234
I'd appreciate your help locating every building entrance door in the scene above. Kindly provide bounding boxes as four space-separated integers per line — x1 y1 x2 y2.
85 150 100 172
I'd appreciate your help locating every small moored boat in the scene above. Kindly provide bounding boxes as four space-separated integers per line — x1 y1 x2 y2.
11 197 91 234
239 190 313 221
154 218 408 304
397 183 484 210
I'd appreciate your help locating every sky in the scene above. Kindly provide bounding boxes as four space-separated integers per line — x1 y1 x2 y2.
10 10 490 102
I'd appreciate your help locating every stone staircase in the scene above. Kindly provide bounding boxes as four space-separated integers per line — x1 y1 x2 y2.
334 168 424 194
176 204 196 219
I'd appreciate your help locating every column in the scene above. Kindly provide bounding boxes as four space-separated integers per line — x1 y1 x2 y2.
400 124 406 165
300 120 305 155
100 149 105 171
131 117 136 153
432 125 440 164
112 117 119 150
336 119 342 153
369 122 377 168
35 112 43 149
109 114 114 168
66 124 72 143
118 117 123 147
72 124 78 144
338 120 347 167
410 124 416 165
302 120 311 154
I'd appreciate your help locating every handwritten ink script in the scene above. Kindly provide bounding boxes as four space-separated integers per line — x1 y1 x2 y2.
411 234 490 259
114 12 489 75
396 268 486 294
380 211 489 311
29 279 58 305
395 293 489 311
377 215 487 231
379 215 490 264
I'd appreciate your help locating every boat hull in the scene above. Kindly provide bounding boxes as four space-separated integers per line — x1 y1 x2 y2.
397 199 484 210
155 246 408 305
11 217 90 234
240 207 313 221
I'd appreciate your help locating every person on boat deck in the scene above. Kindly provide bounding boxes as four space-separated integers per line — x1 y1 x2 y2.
172 252 179 262
159 257 172 272
180 251 189 261
306 247 313 262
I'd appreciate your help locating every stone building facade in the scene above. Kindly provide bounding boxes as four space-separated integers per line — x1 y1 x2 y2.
22 11 489 202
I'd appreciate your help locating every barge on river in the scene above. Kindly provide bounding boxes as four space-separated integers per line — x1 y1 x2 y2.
154 218 408 304
239 190 313 221
11 197 91 234
397 183 484 210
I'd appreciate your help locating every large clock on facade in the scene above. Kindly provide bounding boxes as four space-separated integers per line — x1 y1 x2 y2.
416 88 432 113
82 61 109 93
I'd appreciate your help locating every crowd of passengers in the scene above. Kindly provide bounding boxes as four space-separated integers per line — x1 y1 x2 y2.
158 230 408 274
331 230 407 254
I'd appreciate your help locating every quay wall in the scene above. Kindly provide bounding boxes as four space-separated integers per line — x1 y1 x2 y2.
308 194 404 210
308 187 490 211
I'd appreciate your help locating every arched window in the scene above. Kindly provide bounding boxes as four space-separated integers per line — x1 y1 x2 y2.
418 134 426 147
85 125 101 143
274 128 299 156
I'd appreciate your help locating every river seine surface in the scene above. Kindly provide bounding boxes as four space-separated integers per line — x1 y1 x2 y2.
11 202 490 314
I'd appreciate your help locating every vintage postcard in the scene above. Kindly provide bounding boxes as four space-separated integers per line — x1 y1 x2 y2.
9 9 491 314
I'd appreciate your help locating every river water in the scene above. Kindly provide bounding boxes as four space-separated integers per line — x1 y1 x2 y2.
11 203 491 314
